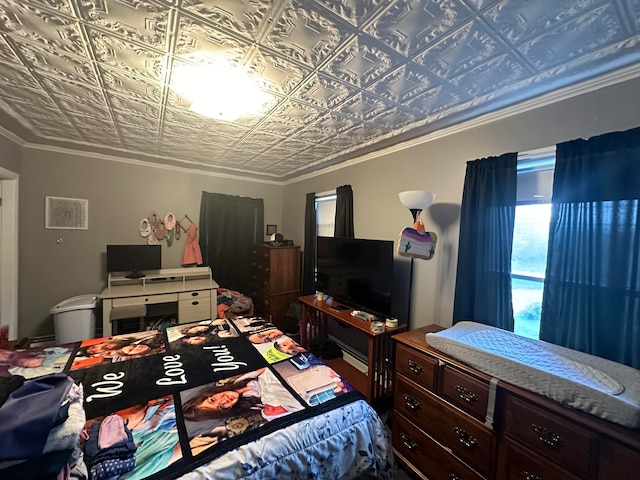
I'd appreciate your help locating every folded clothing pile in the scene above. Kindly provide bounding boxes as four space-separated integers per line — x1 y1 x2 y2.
0 373 86 479
84 414 137 480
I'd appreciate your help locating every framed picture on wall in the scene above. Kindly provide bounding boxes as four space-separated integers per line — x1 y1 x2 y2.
266 224 277 235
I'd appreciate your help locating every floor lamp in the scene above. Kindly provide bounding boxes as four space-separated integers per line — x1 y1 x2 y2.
398 190 436 327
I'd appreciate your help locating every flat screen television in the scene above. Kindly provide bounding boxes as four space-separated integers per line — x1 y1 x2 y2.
106 244 162 278
315 236 394 318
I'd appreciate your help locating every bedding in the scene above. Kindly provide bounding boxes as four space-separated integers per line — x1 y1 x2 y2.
0 316 392 480
425 321 640 428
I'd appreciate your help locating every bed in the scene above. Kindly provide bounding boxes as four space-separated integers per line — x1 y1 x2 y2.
0 316 393 480
424 321 640 428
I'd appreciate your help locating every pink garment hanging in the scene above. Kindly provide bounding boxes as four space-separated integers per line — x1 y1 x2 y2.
181 223 203 266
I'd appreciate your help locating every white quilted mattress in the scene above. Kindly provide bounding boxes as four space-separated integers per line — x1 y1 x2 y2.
425 321 640 428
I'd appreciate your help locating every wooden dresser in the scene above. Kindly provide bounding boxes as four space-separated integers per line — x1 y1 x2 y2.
392 326 640 480
251 243 300 331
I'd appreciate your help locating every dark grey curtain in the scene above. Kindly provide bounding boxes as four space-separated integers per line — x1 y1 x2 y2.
540 126 640 368
199 192 264 295
453 153 518 330
302 192 316 295
334 185 354 238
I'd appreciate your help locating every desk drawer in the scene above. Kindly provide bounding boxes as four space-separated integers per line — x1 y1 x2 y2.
178 290 210 301
112 293 177 307
179 296 211 323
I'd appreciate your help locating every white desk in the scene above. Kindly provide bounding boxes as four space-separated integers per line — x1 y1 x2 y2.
100 267 219 336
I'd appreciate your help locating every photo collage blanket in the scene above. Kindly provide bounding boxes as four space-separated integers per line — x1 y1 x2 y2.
0 317 361 480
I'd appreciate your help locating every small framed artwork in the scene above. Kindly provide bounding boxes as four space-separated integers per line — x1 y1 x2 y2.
266 224 277 235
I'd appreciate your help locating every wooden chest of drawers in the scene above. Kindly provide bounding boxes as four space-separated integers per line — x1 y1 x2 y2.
251 243 300 331
393 326 640 480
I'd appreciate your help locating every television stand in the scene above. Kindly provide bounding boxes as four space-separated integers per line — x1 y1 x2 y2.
298 294 407 405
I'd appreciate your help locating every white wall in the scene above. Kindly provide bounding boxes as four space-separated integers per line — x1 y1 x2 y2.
282 76 640 330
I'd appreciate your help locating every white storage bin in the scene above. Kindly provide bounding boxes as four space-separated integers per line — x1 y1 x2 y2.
51 294 99 343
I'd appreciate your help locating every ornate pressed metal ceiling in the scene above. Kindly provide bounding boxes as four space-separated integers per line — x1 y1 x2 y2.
0 0 639 181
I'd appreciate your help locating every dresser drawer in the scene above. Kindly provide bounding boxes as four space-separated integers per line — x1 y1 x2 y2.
393 412 484 480
504 395 598 478
599 439 640 478
502 440 582 480
396 343 438 390
440 364 490 421
395 377 494 477
251 288 271 319
252 271 272 292
178 296 211 323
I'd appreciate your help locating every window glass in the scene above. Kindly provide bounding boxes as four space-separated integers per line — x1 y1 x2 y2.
316 194 336 237
512 154 554 339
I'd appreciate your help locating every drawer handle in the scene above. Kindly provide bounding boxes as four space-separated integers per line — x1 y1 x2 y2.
520 471 540 480
455 385 478 404
191 301 199 306
263 280 269 287
399 432 418 452
263 299 270 306
402 393 421 411
407 359 423 374
191 291 199 297
453 426 477 449
449 475 462 480
531 423 562 449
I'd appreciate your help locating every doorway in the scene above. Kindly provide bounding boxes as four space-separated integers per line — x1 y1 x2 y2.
0 166 18 340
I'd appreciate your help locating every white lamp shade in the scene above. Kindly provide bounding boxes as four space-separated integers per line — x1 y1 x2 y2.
399 190 436 210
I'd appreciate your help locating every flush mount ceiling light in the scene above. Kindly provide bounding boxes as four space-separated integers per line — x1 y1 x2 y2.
168 54 275 122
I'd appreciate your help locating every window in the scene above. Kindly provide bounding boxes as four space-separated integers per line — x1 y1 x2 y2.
316 193 336 237
512 152 555 339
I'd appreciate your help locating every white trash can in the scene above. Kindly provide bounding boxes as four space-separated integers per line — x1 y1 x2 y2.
51 294 99 344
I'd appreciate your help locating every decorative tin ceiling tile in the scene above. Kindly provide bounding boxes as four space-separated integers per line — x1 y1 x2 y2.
322 33 402 88
412 20 505 80
314 0 386 27
293 72 356 109
251 47 311 95
483 0 603 44
174 14 252 58
449 53 529 97
364 0 473 57
77 0 169 49
0 0 638 180
181 0 271 41
264 0 349 67
88 30 165 81
335 90 393 122
0 1 86 57
366 63 435 104
0 62 41 89
518 4 624 71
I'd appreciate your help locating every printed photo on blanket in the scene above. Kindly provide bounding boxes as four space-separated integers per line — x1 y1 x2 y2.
0 344 75 378
166 319 238 347
273 353 354 406
84 395 182 480
249 330 306 364
70 331 165 371
180 367 304 456
228 316 274 334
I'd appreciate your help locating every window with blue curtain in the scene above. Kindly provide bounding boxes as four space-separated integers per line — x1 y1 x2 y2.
540 125 640 369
